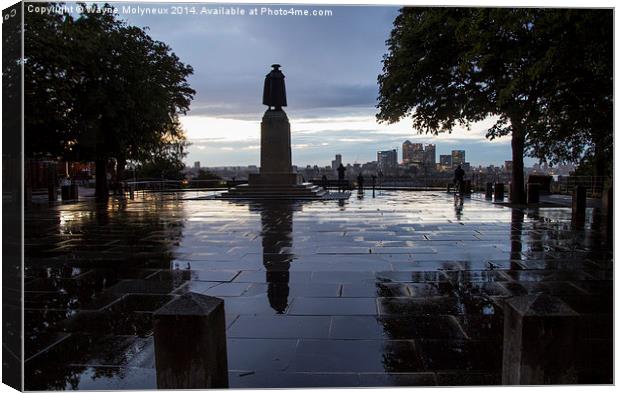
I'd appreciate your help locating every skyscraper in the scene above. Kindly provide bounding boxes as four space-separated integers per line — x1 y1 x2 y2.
424 144 436 165
451 150 465 167
411 143 425 163
402 140 414 163
440 154 452 169
331 154 342 173
377 149 398 175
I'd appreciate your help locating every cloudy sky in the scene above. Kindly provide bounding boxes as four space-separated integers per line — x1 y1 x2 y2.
109 2 521 167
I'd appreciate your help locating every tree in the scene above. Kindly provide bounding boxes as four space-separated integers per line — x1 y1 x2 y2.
133 121 190 180
377 8 612 203
24 3 77 158
525 10 612 195
195 169 221 181
24 3 195 199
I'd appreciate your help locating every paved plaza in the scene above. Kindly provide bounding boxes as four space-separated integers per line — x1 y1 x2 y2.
24 191 613 389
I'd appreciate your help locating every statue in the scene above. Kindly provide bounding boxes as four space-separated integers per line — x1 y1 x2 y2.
262 64 287 109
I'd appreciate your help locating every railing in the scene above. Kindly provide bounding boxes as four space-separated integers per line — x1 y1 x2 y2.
551 176 610 197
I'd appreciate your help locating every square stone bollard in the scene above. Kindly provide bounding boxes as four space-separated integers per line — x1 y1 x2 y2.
61 184 79 201
494 183 505 200
502 294 580 385
464 180 472 195
485 182 493 199
572 186 586 228
48 185 57 202
153 292 229 389
527 183 540 204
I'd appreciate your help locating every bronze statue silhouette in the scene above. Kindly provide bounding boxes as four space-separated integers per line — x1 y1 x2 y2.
263 64 287 110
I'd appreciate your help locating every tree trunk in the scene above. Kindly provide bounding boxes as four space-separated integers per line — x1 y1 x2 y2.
510 127 526 204
95 158 109 201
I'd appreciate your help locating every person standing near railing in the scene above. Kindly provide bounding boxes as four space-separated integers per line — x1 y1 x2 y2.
337 164 346 192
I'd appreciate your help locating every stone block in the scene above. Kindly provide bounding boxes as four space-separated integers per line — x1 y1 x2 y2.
502 294 579 385
485 182 493 199
494 183 504 200
153 293 228 389
526 183 540 204
572 186 586 228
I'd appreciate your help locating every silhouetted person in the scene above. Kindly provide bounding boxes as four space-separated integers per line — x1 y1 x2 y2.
357 173 364 192
337 164 346 192
371 175 377 197
321 174 328 190
454 165 465 193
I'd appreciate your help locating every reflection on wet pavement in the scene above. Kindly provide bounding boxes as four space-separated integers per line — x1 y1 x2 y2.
24 191 613 389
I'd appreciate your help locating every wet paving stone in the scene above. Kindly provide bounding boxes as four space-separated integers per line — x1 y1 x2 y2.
437 372 501 386
23 191 613 388
227 338 298 372
377 296 496 317
292 339 424 372
228 315 331 339
289 297 377 315
358 372 438 386
418 339 503 372
228 371 361 388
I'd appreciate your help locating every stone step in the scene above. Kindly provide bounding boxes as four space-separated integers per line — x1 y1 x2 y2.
217 184 328 200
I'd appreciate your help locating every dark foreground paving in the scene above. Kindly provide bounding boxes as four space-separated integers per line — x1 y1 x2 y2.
23 191 613 389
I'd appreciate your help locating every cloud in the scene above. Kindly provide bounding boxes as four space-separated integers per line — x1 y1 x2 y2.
113 3 519 168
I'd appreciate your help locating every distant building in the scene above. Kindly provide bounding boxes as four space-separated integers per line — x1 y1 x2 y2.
402 140 414 163
440 154 452 169
504 161 513 173
194 161 201 170
411 143 425 163
377 150 398 176
424 144 436 166
331 154 342 173
451 150 465 167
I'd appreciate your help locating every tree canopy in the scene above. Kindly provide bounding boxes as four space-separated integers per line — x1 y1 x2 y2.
24 2 195 197
377 8 613 202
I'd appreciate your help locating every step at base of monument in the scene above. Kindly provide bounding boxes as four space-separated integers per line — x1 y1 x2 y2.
217 183 328 200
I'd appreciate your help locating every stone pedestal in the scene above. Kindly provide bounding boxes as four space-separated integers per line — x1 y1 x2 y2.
494 183 505 200
61 185 78 201
153 293 229 389
250 109 296 186
485 182 493 199
572 186 586 228
463 180 471 195
502 295 579 385
527 183 540 204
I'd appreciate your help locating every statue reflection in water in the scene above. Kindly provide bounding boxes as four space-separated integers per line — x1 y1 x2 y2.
251 201 302 313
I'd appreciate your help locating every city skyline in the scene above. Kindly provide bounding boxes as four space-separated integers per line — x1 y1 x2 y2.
112 3 536 168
